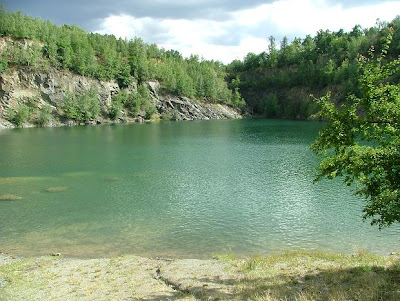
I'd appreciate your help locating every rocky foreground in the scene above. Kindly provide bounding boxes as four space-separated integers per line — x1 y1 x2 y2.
1 251 399 301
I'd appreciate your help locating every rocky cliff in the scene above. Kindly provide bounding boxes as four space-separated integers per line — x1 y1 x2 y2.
0 67 241 129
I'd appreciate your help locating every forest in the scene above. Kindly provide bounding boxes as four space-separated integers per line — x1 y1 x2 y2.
0 7 245 114
228 16 400 119
0 7 399 120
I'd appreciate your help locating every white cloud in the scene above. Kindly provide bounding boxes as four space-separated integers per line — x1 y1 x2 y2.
163 36 270 63
238 0 400 36
95 0 400 63
96 14 136 38
96 14 160 41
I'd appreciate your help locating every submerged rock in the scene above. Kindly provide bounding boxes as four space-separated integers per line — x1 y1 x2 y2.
104 177 119 182
0 194 22 201
44 187 68 192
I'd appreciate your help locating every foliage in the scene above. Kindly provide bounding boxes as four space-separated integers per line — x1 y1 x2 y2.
161 112 172 121
228 17 400 118
34 104 52 126
311 31 400 228
7 104 32 126
62 93 78 120
0 7 237 107
62 89 100 122
3 7 400 119
264 93 281 118
117 62 132 88
230 77 246 108
111 85 157 118
122 90 141 116
108 96 123 120
137 85 157 119
0 54 7 74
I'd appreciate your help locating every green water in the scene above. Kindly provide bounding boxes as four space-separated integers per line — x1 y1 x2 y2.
0 119 399 258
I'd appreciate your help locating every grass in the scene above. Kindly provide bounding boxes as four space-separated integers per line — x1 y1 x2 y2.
0 251 399 300
235 250 400 301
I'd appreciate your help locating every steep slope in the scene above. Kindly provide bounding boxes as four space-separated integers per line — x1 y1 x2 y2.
0 66 241 129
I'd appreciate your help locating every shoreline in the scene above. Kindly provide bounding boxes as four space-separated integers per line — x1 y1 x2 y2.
1 250 399 300
0 112 245 132
1 246 398 261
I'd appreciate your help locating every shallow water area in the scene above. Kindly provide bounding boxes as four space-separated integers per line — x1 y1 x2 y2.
0 119 399 258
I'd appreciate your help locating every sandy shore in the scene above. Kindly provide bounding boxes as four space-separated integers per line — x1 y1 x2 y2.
1 251 399 301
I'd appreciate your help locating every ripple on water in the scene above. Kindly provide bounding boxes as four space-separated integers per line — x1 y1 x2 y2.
0 120 399 257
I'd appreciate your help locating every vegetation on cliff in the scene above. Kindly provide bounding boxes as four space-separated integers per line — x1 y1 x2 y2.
1 7 399 122
227 17 400 119
0 7 243 108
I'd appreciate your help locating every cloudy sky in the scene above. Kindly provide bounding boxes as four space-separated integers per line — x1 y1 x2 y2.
3 0 400 63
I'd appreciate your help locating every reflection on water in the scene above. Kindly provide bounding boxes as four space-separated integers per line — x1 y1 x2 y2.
0 119 399 258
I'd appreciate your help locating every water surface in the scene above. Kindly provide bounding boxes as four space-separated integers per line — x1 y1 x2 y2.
0 119 398 258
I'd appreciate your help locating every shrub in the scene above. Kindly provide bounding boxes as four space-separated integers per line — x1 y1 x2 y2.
35 104 52 126
78 88 100 121
62 93 79 120
116 85 157 118
117 64 133 88
7 104 31 127
142 99 157 119
62 88 100 122
161 112 172 121
124 92 141 116
108 98 123 120
231 88 246 108
0 54 7 74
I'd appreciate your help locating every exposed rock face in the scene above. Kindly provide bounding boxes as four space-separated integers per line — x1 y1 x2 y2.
147 80 241 121
0 67 121 128
156 96 241 120
0 67 241 128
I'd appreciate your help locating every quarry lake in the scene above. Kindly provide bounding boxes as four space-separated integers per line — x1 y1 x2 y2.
0 119 399 258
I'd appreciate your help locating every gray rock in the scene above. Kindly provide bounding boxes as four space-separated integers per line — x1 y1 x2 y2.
0 64 241 129
145 80 160 98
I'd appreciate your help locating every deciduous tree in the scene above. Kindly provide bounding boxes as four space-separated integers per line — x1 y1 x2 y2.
311 31 400 227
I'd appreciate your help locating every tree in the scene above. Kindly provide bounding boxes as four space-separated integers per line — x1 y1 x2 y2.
267 36 278 67
78 88 100 121
311 31 400 228
0 8 241 106
117 61 132 88
278 36 289 66
108 96 123 120
230 77 245 108
264 93 281 117
137 85 157 119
